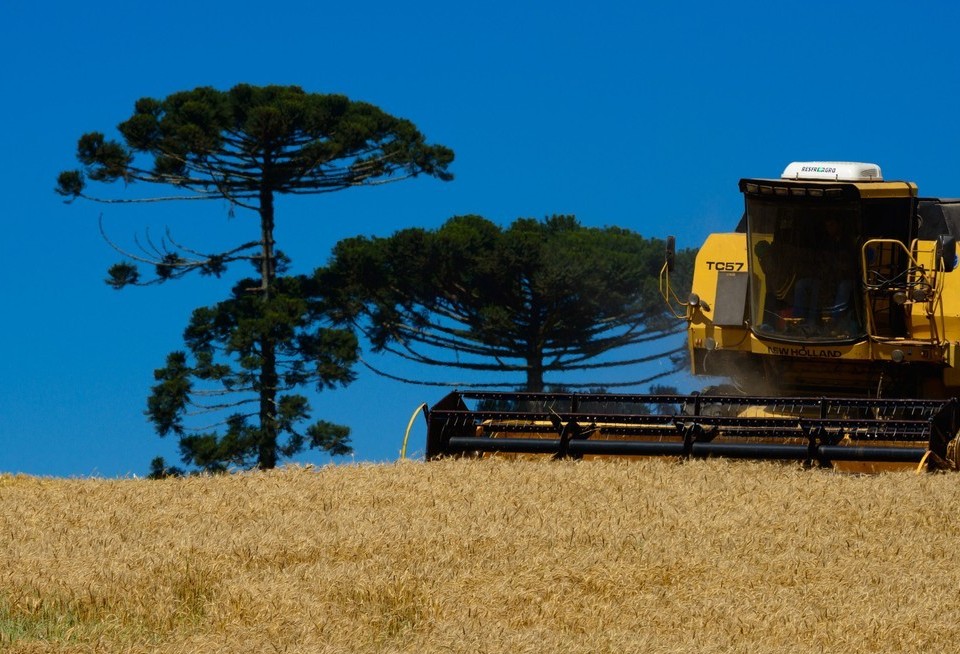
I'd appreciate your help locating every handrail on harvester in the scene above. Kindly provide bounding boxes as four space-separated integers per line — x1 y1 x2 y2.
860 238 942 344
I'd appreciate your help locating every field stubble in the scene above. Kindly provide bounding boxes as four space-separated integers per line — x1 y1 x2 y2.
1 458 959 653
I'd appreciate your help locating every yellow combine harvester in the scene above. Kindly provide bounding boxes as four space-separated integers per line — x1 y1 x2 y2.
425 162 960 471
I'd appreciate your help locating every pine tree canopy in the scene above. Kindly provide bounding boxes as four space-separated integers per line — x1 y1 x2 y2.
320 215 695 392
57 84 453 203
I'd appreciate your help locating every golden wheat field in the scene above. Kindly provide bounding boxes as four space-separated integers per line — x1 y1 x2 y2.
2 458 960 653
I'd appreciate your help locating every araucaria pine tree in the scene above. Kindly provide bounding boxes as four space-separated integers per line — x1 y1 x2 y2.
322 215 693 391
57 84 454 471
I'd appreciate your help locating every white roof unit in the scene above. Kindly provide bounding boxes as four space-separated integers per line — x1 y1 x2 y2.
781 161 883 182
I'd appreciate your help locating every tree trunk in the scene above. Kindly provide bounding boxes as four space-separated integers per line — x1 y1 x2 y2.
257 183 278 470
524 297 545 392
525 345 544 392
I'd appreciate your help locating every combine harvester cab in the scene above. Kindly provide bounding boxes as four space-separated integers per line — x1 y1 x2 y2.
425 162 960 471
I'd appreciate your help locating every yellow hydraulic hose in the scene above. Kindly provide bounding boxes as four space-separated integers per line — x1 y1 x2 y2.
400 403 429 460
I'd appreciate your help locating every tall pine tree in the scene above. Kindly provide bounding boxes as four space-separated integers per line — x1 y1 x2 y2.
322 215 693 391
58 84 454 471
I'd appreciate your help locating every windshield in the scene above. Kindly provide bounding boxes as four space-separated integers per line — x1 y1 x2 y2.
746 196 865 342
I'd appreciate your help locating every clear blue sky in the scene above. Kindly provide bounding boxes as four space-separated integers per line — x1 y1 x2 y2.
3 1 959 477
